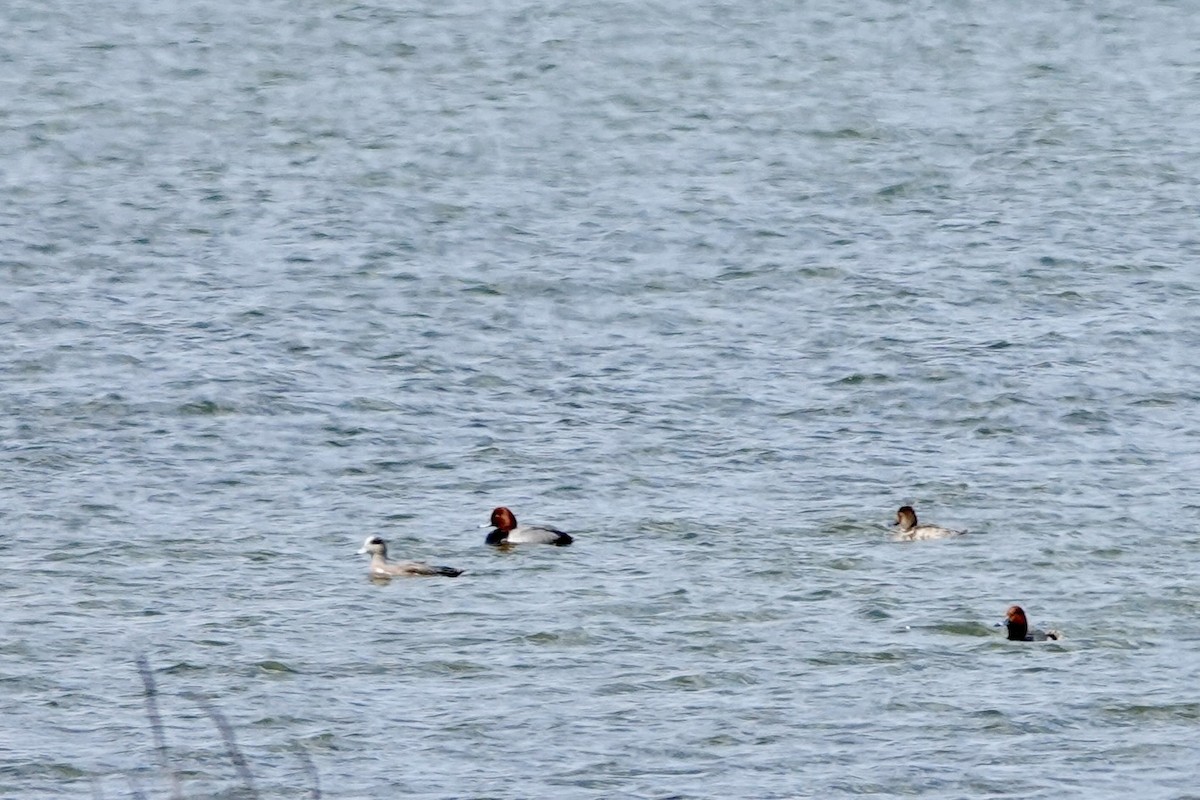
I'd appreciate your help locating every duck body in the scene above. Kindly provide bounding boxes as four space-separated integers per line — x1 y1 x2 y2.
357 536 462 578
1004 605 1061 642
890 505 964 541
485 507 573 546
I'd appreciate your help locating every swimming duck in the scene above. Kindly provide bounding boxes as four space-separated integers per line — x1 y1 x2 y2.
484 507 573 546
1003 605 1061 641
357 536 462 578
890 505 964 541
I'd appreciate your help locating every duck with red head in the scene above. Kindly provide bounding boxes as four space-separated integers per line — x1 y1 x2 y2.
1004 605 1061 642
485 506 573 546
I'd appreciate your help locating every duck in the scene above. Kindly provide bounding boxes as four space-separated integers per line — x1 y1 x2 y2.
890 505 964 541
357 536 462 578
484 506 573 546
1003 605 1061 641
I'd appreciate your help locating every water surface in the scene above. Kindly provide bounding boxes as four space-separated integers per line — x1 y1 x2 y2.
3 1 1200 797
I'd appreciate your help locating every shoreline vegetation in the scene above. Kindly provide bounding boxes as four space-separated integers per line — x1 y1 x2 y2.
87 656 322 799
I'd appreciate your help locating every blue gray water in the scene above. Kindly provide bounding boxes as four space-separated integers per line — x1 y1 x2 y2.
4 1 1200 797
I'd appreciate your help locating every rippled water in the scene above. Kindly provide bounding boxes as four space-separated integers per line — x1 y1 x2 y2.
4 1 1200 797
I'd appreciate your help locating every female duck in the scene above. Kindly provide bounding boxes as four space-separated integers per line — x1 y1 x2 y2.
357 536 462 578
891 505 964 541
1003 605 1061 641
484 507 573 546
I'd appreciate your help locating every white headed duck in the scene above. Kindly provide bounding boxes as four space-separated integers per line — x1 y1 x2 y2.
357 536 462 578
